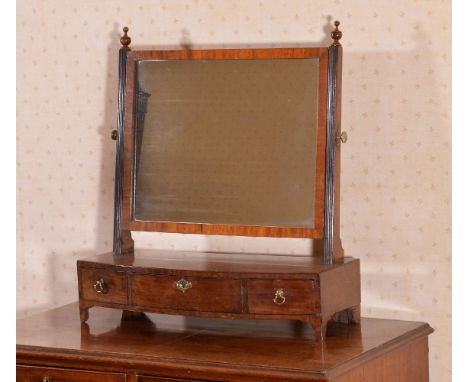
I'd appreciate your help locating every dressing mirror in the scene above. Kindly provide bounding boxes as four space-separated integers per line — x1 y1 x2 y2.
77 23 360 337
119 48 333 241
113 25 345 264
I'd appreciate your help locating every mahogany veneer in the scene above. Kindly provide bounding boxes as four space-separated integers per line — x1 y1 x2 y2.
77 250 360 339
17 303 433 382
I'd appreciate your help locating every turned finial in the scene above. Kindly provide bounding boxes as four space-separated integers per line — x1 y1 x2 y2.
331 20 342 45
120 27 131 50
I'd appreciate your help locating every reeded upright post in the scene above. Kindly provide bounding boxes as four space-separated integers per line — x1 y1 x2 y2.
135 84 151 174
323 21 344 264
112 27 134 255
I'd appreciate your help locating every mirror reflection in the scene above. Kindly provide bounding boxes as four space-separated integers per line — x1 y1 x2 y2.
134 58 319 228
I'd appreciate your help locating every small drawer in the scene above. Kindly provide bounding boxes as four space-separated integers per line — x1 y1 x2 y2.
130 274 241 313
17 365 125 382
138 377 204 382
247 279 319 314
79 267 127 305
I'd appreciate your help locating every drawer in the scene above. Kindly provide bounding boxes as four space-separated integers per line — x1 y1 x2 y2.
247 279 319 314
138 377 204 382
130 274 241 313
79 267 127 305
17 365 125 382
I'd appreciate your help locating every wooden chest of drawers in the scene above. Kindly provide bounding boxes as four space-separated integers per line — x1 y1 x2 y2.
77 250 360 339
16 303 433 382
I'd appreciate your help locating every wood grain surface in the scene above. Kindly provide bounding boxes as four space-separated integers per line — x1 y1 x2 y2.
17 365 126 382
17 303 433 382
78 250 353 277
247 279 320 314
77 250 360 338
79 267 128 305
130 274 242 313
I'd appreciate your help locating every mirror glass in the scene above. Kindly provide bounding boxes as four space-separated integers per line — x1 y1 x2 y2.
134 58 319 228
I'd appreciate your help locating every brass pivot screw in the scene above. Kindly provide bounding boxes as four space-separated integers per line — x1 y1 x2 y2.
336 131 348 144
111 130 118 140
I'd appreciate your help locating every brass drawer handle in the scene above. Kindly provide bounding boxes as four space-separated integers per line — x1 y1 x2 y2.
273 288 286 305
174 278 192 293
93 278 109 294
42 377 50 382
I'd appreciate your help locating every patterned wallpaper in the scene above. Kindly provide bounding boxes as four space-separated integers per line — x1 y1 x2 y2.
17 1 451 381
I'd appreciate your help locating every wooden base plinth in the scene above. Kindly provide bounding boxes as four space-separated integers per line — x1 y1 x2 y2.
77 250 361 341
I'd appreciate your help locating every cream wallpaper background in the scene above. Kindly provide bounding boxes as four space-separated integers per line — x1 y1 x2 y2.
17 0 451 381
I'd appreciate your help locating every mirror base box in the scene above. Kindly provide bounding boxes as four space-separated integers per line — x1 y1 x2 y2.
77 250 360 340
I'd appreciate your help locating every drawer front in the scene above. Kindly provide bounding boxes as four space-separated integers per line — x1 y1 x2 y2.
80 267 127 305
131 274 241 313
17 365 125 382
138 377 205 382
247 279 319 314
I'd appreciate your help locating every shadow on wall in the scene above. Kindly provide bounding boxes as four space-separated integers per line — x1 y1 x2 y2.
16 250 100 318
360 266 431 319
132 15 336 50
94 23 124 253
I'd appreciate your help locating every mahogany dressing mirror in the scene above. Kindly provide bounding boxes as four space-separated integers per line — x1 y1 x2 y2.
113 25 344 264
76 23 360 336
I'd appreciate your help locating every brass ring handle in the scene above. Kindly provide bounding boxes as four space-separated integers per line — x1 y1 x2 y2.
42 377 50 382
174 278 192 293
93 278 109 294
273 288 286 305
336 131 348 144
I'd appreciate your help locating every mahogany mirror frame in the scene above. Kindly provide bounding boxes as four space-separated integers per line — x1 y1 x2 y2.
112 23 344 264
